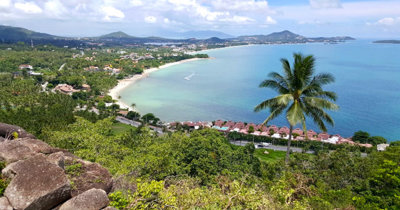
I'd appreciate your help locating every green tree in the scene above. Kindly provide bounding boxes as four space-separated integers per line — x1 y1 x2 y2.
352 130 370 143
254 53 338 163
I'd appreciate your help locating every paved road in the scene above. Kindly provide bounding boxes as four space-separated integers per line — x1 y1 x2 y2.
116 116 164 134
116 116 142 127
230 140 314 154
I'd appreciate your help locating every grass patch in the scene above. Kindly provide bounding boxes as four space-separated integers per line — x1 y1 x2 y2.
112 122 136 135
254 148 286 162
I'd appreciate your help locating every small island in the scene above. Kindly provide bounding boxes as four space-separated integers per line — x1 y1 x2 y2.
373 40 400 44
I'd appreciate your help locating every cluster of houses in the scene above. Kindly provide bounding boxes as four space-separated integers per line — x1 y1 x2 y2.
168 120 375 148
119 52 156 62
14 64 43 77
83 65 121 75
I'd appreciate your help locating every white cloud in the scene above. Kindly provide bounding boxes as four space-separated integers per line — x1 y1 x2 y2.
130 0 143 7
0 0 11 12
368 17 400 26
14 1 43 14
163 18 170 23
145 16 157 23
212 0 269 11
44 0 68 18
220 15 255 24
101 6 125 21
378 17 396 26
265 16 277 24
309 0 341 9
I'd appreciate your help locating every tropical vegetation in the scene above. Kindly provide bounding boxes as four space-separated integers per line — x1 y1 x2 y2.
255 53 339 163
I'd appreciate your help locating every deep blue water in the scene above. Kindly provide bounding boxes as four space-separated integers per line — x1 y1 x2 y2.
120 40 400 141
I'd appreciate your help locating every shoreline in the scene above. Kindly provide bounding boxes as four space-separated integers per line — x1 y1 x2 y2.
109 58 205 110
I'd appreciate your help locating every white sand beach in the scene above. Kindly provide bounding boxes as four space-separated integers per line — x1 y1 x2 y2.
109 58 204 110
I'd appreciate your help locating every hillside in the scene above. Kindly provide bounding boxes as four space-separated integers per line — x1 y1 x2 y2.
0 25 57 42
236 30 306 42
99 31 134 39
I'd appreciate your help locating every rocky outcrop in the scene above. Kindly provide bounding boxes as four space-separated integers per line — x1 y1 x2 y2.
0 197 13 210
0 123 114 210
59 189 109 210
0 123 36 139
3 154 71 210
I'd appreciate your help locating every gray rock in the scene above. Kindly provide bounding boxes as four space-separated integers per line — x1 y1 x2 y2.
3 154 71 210
47 152 65 170
64 157 113 197
102 207 117 210
18 138 53 154
0 140 36 163
59 189 109 210
0 123 36 139
0 197 13 210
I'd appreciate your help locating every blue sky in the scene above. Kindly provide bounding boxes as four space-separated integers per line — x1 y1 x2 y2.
0 0 399 38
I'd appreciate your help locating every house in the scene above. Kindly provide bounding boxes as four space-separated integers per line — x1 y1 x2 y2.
54 84 78 95
232 122 245 130
118 110 129 116
279 127 290 135
292 128 304 136
338 138 355 145
19 64 33 70
28 71 43 76
318 132 330 141
306 130 317 139
214 120 224 127
82 84 91 91
377 144 390 151
267 125 279 133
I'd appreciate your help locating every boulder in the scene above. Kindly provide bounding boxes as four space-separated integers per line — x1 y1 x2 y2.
3 154 71 210
47 152 66 170
0 197 13 210
103 207 117 210
0 140 36 163
0 123 35 139
18 138 54 154
64 157 113 197
59 189 109 210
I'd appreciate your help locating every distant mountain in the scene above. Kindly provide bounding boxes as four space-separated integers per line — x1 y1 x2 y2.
99 31 134 39
235 30 355 43
236 30 306 42
0 25 58 42
373 40 400 44
0 25 355 47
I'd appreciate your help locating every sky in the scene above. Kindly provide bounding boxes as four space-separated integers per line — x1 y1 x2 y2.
0 0 399 38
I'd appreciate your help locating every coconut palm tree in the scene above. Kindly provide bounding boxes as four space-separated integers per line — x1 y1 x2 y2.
254 53 339 164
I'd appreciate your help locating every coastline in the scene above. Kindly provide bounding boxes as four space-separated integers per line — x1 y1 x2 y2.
109 58 205 110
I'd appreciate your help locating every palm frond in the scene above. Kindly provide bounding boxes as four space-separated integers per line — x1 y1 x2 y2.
254 94 292 112
262 105 286 125
286 100 305 126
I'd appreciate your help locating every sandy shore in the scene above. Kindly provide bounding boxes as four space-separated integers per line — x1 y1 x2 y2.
109 58 204 110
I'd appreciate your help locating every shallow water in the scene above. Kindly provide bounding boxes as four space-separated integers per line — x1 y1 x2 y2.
120 40 400 141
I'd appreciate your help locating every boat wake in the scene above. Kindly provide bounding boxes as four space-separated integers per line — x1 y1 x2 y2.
184 72 195 81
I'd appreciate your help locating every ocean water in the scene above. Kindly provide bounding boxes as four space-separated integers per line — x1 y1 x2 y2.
119 40 400 141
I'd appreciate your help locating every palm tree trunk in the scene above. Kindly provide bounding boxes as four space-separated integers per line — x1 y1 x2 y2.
285 125 293 164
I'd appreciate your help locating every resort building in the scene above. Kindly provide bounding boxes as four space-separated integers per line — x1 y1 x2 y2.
54 84 78 95
377 143 390 151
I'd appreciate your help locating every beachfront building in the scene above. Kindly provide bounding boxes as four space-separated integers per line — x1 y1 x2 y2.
54 84 78 95
377 143 390 151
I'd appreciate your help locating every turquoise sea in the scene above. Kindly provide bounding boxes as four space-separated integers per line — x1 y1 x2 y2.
119 40 400 141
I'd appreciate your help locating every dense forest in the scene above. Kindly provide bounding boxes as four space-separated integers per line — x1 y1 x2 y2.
0 44 399 209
